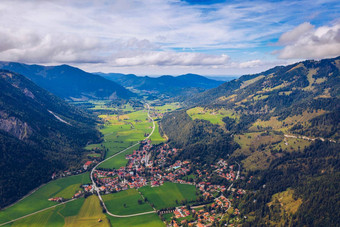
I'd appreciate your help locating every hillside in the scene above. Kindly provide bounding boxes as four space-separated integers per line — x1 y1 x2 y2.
0 70 101 208
160 56 340 225
98 73 224 97
0 62 135 101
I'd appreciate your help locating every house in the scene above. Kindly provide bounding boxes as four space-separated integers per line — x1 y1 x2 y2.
83 161 93 170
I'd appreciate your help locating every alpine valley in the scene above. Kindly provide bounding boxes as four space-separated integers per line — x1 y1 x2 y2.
0 55 339 227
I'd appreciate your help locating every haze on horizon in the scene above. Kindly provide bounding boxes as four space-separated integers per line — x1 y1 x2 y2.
0 0 339 76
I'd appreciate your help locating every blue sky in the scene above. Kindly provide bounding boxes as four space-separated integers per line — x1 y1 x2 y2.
0 0 339 76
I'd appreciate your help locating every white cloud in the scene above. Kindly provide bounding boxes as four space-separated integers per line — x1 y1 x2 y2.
277 21 340 59
238 59 262 68
111 51 230 67
0 0 338 74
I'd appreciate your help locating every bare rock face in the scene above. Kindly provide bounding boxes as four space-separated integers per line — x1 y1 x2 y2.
23 88 35 99
0 111 32 140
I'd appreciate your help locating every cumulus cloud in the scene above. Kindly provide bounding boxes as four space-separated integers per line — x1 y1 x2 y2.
0 0 339 74
111 52 230 67
238 59 262 68
0 29 103 63
277 21 340 59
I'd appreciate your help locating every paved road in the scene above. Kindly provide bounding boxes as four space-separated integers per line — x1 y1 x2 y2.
91 103 157 218
0 104 157 226
228 162 241 191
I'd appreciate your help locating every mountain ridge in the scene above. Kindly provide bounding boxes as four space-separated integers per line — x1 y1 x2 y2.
0 69 100 208
0 62 135 101
97 72 225 97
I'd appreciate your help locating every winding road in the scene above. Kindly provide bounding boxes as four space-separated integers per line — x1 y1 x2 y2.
0 104 156 226
91 103 157 218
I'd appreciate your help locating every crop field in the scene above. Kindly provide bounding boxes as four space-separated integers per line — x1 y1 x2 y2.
8 198 85 227
96 110 152 159
99 146 137 169
149 122 166 144
64 195 110 227
138 182 198 209
107 213 164 227
102 189 153 215
187 107 238 126
5 195 110 227
0 172 90 224
93 107 165 170
152 102 181 112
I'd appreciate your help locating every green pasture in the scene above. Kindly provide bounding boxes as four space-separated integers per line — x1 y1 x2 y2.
107 213 164 227
138 182 198 209
0 172 90 224
187 107 238 126
8 198 85 227
102 189 153 215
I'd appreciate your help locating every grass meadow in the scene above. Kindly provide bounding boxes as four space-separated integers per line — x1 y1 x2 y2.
107 213 164 227
0 172 90 224
102 189 153 215
138 182 198 209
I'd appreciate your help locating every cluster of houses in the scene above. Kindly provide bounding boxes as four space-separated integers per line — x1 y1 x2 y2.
92 141 195 193
173 206 191 219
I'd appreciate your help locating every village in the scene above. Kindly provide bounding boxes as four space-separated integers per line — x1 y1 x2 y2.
48 140 246 226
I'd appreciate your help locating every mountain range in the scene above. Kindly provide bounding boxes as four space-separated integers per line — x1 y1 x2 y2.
160 56 340 226
0 62 134 101
97 72 225 97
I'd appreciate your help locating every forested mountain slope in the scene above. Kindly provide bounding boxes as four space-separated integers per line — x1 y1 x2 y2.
0 70 100 208
0 62 134 100
99 73 224 97
161 56 340 226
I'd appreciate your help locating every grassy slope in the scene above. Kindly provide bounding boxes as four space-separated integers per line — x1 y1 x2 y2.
187 107 238 126
0 173 90 223
102 189 153 215
138 182 198 209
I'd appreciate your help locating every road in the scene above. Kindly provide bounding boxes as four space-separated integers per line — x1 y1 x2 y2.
228 162 241 191
0 104 156 226
91 103 157 218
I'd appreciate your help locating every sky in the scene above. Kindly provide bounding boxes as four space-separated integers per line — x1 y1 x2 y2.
0 0 339 76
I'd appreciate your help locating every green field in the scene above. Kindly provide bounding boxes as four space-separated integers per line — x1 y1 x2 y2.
64 195 110 227
5 195 110 227
187 107 238 126
8 198 85 227
149 122 166 144
138 182 198 209
102 189 153 215
107 213 164 227
94 108 165 170
152 103 181 113
0 172 90 224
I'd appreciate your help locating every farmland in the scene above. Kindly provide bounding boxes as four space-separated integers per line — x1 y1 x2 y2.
102 189 153 215
5 196 110 227
107 213 164 227
8 198 85 227
0 172 90 224
138 182 198 209
92 107 165 170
